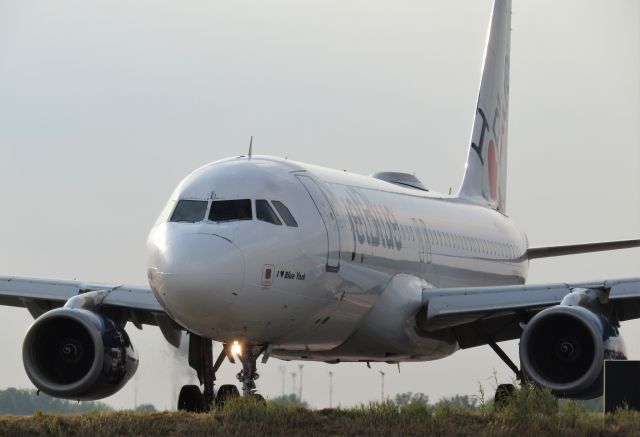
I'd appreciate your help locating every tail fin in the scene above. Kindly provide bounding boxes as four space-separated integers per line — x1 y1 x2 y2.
457 0 511 213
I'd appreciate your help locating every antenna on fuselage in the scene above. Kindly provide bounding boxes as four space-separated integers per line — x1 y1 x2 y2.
248 136 253 159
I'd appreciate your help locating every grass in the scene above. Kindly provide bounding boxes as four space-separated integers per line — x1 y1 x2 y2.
0 386 638 436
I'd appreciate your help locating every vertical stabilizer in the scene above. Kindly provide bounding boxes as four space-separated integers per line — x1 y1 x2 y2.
457 0 511 213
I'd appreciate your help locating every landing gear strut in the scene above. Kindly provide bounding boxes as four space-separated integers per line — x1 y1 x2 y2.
472 324 522 410
177 335 266 412
177 333 229 412
188 333 215 409
236 344 265 397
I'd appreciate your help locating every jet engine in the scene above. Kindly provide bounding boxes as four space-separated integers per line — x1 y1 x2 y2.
519 303 626 398
22 307 138 401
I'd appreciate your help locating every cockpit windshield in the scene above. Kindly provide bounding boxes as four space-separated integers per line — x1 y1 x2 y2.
256 199 282 225
170 200 208 223
271 201 298 227
209 199 252 222
161 197 297 226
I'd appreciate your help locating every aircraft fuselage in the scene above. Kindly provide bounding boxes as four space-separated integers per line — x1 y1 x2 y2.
146 156 529 362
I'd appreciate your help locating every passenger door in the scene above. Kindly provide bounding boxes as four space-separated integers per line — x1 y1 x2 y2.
296 174 341 272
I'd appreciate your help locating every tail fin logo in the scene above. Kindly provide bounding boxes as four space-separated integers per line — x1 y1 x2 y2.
470 107 490 166
469 106 501 202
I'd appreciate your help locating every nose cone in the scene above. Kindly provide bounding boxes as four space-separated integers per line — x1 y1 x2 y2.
146 224 245 326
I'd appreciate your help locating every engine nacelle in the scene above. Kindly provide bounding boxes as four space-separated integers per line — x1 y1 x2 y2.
22 308 138 401
519 304 626 398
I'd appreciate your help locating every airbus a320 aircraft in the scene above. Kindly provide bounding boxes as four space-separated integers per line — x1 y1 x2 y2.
1 0 638 412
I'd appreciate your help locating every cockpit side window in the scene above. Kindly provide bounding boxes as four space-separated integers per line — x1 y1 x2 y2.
256 199 282 225
170 200 208 223
271 201 298 227
209 199 252 222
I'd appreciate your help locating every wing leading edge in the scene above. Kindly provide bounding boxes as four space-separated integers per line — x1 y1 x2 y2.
0 276 183 347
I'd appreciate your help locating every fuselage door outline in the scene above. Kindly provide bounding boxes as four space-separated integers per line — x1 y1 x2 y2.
296 174 341 272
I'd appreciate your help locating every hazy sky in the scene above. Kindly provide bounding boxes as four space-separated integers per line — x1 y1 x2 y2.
0 0 638 410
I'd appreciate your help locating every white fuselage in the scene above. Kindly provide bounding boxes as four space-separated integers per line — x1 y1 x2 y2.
146 156 529 362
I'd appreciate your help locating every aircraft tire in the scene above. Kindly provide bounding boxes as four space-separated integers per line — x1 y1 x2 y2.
216 384 240 407
493 384 516 411
178 384 204 413
250 393 266 404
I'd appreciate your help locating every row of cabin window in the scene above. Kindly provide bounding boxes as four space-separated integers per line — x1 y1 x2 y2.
428 230 518 259
170 199 298 227
397 223 518 259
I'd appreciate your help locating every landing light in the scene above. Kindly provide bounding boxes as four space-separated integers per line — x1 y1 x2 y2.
231 341 242 357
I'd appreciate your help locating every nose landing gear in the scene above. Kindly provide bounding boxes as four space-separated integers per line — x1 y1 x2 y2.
236 344 265 398
177 333 266 412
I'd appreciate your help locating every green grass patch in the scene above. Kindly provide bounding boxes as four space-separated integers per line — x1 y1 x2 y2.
0 387 638 436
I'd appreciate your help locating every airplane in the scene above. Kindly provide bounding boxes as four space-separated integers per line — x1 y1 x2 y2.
1 0 638 412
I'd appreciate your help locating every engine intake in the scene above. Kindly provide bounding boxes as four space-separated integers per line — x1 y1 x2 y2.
22 308 138 401
520 304 625 398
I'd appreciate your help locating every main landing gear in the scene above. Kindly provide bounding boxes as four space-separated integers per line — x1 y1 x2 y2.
472 324 522 410
177 333 265 412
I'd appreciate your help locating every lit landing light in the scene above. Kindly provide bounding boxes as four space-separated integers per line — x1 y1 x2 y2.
231 341 242 359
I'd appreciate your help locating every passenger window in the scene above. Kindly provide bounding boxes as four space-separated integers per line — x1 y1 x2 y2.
271 201 298 227
256 200 282 225
209 199 252 222
170 200 208 223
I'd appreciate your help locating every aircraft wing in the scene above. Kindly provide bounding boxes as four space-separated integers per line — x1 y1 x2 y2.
417 278 640 349
0 276 183 347
527 239 640 259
